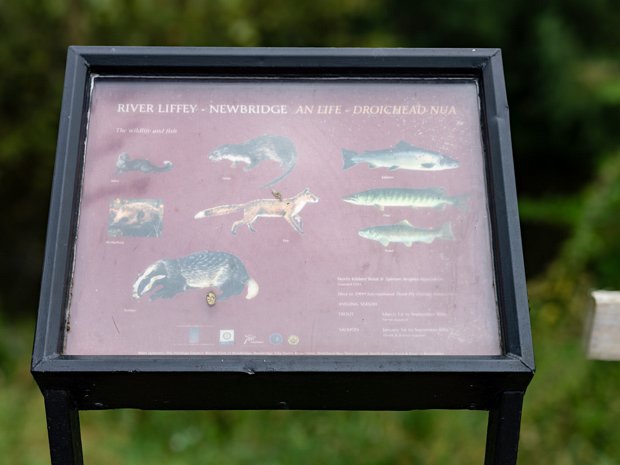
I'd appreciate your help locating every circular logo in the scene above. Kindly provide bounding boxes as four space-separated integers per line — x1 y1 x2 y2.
287 335 300 345
269 333 284 345
219 329 235 344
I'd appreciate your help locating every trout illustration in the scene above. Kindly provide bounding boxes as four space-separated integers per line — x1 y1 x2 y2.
342 141 459 171
209 135 297 188
342 188 465 211
358 221 454 247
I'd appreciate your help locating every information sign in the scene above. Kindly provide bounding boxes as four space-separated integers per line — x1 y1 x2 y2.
32 47 534 465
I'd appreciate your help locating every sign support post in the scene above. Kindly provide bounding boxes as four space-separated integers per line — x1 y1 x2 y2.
485 391 525 465
44 390 83 465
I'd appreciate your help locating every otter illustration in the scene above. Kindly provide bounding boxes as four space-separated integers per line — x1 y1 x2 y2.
133 251 259 301
108 199 163 237
116 152 173 174
208 135 297 188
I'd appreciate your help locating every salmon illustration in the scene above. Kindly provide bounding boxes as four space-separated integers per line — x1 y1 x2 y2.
209 135 297 188
342 188 465 211
194 188 319 234
133 251 259 301
358 220 454 247
342 141 459 171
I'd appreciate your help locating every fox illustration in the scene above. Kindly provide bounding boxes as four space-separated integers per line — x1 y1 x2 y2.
194 188 319 234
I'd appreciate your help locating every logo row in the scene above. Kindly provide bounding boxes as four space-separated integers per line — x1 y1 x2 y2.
187 328 300 347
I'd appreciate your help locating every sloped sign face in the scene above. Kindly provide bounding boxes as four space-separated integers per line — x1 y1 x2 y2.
61 75 501 357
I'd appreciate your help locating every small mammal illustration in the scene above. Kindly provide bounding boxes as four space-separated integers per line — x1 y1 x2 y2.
208 135 297 188
194 188 319 234
133 250 258 301
116 152 173 174
109 200 163 237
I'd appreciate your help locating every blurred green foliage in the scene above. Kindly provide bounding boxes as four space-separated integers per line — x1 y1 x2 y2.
1 0 619 464
1 0 619 313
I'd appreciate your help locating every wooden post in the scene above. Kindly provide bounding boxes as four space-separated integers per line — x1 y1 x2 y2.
586 290 620 360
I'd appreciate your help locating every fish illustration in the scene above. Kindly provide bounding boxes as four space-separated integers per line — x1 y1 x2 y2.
342 141 459 171
209 135 297 188
133 251 259 301
358 221 454 247
195 188 319 235
116 152 173 174
342 188 465 211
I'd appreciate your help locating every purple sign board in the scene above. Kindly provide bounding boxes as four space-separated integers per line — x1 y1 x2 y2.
64 77 501 357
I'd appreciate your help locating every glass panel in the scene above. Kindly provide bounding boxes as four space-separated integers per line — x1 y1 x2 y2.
63 77 501 356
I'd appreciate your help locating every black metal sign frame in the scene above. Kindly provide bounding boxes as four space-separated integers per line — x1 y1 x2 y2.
32 47 534 465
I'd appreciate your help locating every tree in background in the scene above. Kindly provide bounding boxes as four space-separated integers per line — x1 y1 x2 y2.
0 0 618 314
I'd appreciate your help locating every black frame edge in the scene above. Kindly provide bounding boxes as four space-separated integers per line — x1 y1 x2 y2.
33 48 88 369
480 51 534 370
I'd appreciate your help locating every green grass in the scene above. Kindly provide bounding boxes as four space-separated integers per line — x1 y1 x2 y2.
80 409 487 465
2 318 489 465
3 310 620 465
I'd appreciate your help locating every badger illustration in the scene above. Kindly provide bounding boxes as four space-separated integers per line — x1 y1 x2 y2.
132 251 259 301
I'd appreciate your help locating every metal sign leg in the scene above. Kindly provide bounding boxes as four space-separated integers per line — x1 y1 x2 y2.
44 390 84 465
484 391 524 465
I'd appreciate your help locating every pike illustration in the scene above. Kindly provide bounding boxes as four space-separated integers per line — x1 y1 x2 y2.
133 251 259 301
342 141 459 171
342 188 465 211
358 221 454 247
194 188 319 234
209 135 297 188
